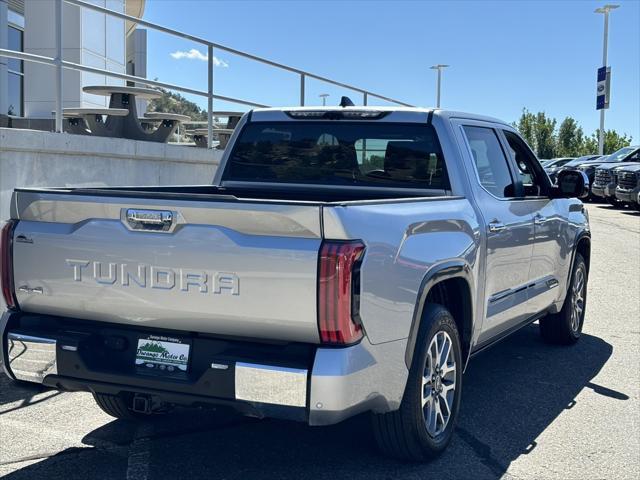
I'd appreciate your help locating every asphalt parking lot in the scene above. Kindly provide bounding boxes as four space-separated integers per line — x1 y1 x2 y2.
0 203 638 480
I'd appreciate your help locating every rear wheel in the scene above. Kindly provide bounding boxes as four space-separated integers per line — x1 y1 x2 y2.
540 253 587 344
372 304 462 461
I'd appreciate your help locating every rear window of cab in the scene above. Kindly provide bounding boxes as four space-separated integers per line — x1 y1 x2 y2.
223 122 450 190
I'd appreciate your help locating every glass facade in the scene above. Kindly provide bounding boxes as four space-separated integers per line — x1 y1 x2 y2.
7 18 24 116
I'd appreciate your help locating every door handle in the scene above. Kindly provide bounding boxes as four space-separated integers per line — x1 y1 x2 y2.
488 221 506 233
534 214 547 225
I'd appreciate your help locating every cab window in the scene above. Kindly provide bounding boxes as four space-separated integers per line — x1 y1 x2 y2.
503 131 548 197
462 126 515 198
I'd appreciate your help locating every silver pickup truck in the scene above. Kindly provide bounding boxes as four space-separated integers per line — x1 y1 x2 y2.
1 107 591 461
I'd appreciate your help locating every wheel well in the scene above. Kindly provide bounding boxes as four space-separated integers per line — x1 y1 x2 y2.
425 278 473 360
576 236 591 274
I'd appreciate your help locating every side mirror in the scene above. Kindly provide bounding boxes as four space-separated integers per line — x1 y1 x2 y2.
553 170 589 199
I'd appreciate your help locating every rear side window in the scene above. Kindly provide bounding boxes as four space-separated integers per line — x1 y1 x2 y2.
462 126 514 198
224 122 450 190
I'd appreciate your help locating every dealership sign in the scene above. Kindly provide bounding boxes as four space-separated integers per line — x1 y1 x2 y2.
596 66 611 110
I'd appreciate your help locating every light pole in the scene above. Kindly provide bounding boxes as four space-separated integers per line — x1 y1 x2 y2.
319 93 329 106
430 64 449 108
595 4 619 155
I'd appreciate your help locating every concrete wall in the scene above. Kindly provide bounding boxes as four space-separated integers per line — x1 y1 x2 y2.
0 127 222 222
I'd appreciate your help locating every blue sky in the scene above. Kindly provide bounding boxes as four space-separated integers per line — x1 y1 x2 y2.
143 0 640 141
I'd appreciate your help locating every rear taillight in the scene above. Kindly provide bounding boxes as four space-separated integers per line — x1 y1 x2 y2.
318 240 365 345
1 220 18 310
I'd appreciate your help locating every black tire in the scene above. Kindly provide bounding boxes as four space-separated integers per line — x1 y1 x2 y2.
372 304 463 461
540 253 588 345
92 392 161 421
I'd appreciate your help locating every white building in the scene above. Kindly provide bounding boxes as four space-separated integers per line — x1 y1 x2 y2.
1 0 146 125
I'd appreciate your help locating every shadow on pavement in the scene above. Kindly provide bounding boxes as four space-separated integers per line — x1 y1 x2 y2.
0 374 61 414
2 324 624 480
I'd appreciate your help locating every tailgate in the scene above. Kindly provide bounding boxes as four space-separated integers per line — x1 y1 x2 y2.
11 190 322 343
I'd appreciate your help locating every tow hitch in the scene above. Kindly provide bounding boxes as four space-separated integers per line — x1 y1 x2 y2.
132 394 153 414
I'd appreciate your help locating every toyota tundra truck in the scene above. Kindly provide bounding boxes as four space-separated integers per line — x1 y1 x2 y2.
0 106 591 461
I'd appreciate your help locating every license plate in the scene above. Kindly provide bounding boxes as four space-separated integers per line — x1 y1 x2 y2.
135 335 190 374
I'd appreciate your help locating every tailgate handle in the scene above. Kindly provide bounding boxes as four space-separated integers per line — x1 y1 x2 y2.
125 209 174 232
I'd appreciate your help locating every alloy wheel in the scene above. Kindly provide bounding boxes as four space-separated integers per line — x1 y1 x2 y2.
570 265 586 333
422 331 456 437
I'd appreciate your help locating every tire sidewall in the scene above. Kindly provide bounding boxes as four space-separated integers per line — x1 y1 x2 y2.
566 254 588 339
408 305 463 453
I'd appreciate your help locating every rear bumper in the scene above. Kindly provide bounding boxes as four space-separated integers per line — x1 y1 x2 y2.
1 311 407 425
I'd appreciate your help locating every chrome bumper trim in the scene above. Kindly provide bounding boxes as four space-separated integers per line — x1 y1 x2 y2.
235 362 307 407
6 332 58 383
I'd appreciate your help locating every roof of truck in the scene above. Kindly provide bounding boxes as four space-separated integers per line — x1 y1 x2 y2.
250 106 512 128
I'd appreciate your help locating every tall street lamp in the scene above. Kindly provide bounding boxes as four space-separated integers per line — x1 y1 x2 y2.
430 64 449 108
594 4 619 155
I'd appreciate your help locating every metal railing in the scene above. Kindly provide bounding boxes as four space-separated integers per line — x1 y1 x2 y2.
0 0 414 148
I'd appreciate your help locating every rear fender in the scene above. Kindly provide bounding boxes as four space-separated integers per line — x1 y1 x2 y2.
404 260 474 370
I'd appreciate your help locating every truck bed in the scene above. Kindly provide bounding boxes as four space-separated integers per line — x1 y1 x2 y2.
9 186 450 344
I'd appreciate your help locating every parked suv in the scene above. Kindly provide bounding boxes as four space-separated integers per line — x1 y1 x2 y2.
544 157 577 183
558 155 603 198
614 163 640 210
593 163 640 206
591 146 640 205
1 107 591 461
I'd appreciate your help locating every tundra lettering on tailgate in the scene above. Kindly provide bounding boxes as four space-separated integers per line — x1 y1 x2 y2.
65 259 239 295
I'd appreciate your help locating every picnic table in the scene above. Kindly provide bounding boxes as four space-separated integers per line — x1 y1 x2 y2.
82 85 190 143
190 127 235 149
212 111 244 129
57 107 129 136
188 112 244 148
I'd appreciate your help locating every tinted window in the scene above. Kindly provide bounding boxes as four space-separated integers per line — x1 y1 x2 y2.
463 126 514 198
625 150 640 162
606 146 636 162
7 72 23 117
7 25 23 116
8 26 23 73
224 122 449 189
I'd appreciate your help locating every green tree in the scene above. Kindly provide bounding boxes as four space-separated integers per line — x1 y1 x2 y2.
533 112 557 159
556 117 584 157
147 87 207 121
515 108 634 158
514 108 536 149
582 135 598 155
595 129 633 155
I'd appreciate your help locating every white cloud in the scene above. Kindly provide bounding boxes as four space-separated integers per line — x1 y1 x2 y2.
169 49 228 67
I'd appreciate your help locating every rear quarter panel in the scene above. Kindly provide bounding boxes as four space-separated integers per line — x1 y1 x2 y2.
323 197 481 344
